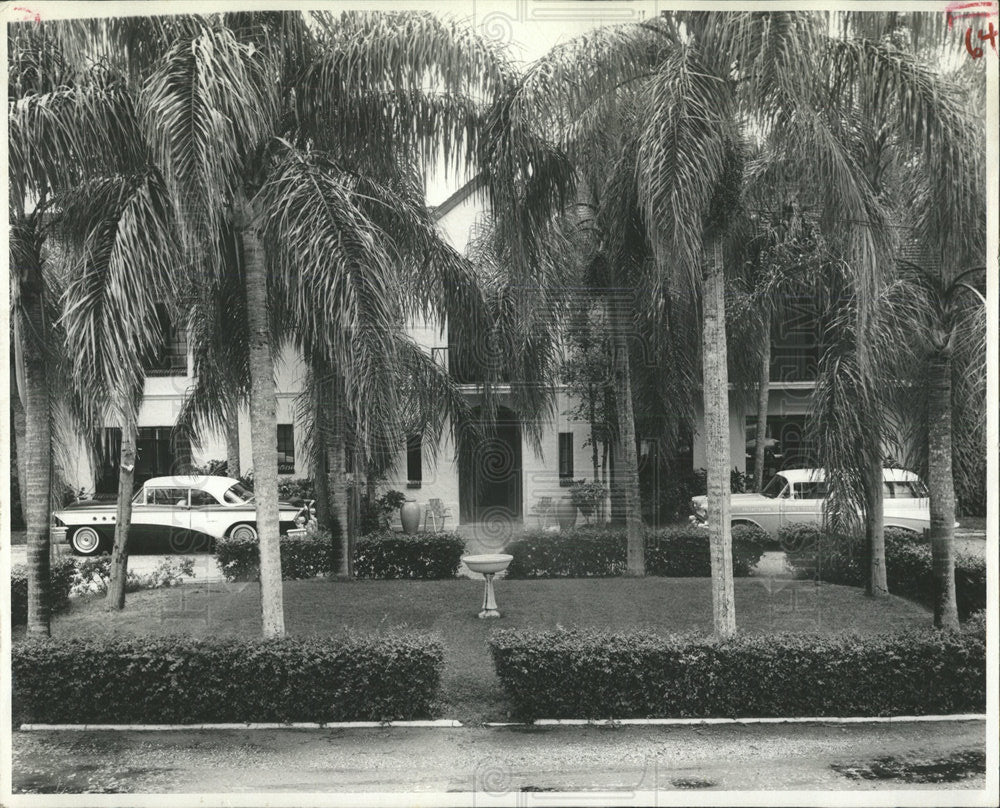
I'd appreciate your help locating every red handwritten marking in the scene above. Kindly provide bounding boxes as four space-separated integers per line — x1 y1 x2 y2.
13 6 42 23
966 26 985 56
946 0 997 28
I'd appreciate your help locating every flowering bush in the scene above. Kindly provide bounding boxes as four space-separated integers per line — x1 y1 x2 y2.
71 555 196 595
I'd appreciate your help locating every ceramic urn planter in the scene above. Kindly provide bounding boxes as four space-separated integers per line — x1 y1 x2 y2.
556 495 577 530
400 500 421 534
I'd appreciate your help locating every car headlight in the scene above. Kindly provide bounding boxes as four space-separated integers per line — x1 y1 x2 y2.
51 514 65 527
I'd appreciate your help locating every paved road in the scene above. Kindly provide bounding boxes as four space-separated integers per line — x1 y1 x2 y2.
11 719 987 795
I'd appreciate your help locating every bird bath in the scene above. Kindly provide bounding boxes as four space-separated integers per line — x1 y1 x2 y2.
462 554 513 618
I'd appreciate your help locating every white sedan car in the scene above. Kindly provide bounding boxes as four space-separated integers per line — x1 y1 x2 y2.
690 468 937 537
52 475 309 556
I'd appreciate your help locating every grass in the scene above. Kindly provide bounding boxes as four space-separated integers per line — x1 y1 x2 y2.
17 575 933 723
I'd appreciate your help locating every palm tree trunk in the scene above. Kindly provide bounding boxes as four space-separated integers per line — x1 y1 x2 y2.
864 452 888 597
238 195 285 638
753 312 771 492
928 346 959 628
225 402 241 478
309 355 331 530
11 376 29 525
327 371 349 576
610 313 643 576
106 406 137 610
702 236 736 637
22 282 52 637
588 386 599 481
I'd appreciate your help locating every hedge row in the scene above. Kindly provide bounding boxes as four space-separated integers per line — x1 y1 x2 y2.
10 557 76 626
354 532 466 579
505 525 768 579
213 531 467 581
782 525 987 620
214 534 338 582
13 633 444 724
488 624 986 720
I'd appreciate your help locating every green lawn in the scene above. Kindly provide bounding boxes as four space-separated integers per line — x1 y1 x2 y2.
21 576 933 723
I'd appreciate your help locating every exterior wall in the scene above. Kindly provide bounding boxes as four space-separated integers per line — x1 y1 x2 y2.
376 389 599 529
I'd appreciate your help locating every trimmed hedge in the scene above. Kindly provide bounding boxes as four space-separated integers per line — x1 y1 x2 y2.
505 525 767 578
488 626 986 720
214 534 336 582
10 557 76 626
13 633 444 724
354 532 466 579
783 524 987 620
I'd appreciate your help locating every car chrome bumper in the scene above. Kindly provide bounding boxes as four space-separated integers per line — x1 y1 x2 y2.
50 526 68 545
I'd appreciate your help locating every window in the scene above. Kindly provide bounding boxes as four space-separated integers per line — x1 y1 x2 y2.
277 424 295 474
406 434 422 489
558 432 574 486
95 428 123 495
224 483 254 504
761 474 789 499
190 489 219 507
136 427 176 484
794 481 828 500
147 303 188 376
884 480 928 499
148 488 189 507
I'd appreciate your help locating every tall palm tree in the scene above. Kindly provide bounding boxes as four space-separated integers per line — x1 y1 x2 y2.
807 14 985 614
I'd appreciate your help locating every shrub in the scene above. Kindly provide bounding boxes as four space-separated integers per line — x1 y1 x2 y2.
215 532 336 582
354 532 465 579
488 626 986 721
356 488 407 534
569 480 608 523
277 477 315 504
782 524 987 620
647 524 767 577
10 557 76 626
72 555 195 595
13 632 444 724
505 525 766 578
505 527 626 578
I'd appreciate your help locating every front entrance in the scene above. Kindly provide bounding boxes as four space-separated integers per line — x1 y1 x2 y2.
458 406 522 524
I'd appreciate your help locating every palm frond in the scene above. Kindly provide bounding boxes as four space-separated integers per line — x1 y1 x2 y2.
57 171 180 418
142 20 277 259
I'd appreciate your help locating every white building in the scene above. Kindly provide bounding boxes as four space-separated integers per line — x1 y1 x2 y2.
61 183 825 533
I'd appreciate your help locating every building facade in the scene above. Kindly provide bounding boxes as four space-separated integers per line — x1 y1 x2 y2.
60 186 827 534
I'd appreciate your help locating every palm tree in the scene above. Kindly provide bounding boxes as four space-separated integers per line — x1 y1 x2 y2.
807 14 985 613
56 170 180 610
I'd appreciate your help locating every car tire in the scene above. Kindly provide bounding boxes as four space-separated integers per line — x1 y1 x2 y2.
70 526 104 556
228 523 258 541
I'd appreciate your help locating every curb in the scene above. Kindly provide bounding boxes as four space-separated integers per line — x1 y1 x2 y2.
522 714 987 727
19 720 464 731
19 715 985 731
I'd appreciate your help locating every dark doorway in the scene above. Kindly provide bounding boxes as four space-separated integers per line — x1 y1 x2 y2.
458 406 522 523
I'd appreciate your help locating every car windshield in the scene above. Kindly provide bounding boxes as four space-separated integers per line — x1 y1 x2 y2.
884 479 929 499
224 483 254 504
760 474 788 499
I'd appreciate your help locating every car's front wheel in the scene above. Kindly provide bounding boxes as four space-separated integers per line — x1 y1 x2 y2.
228 523 258 541
70 526 104 556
